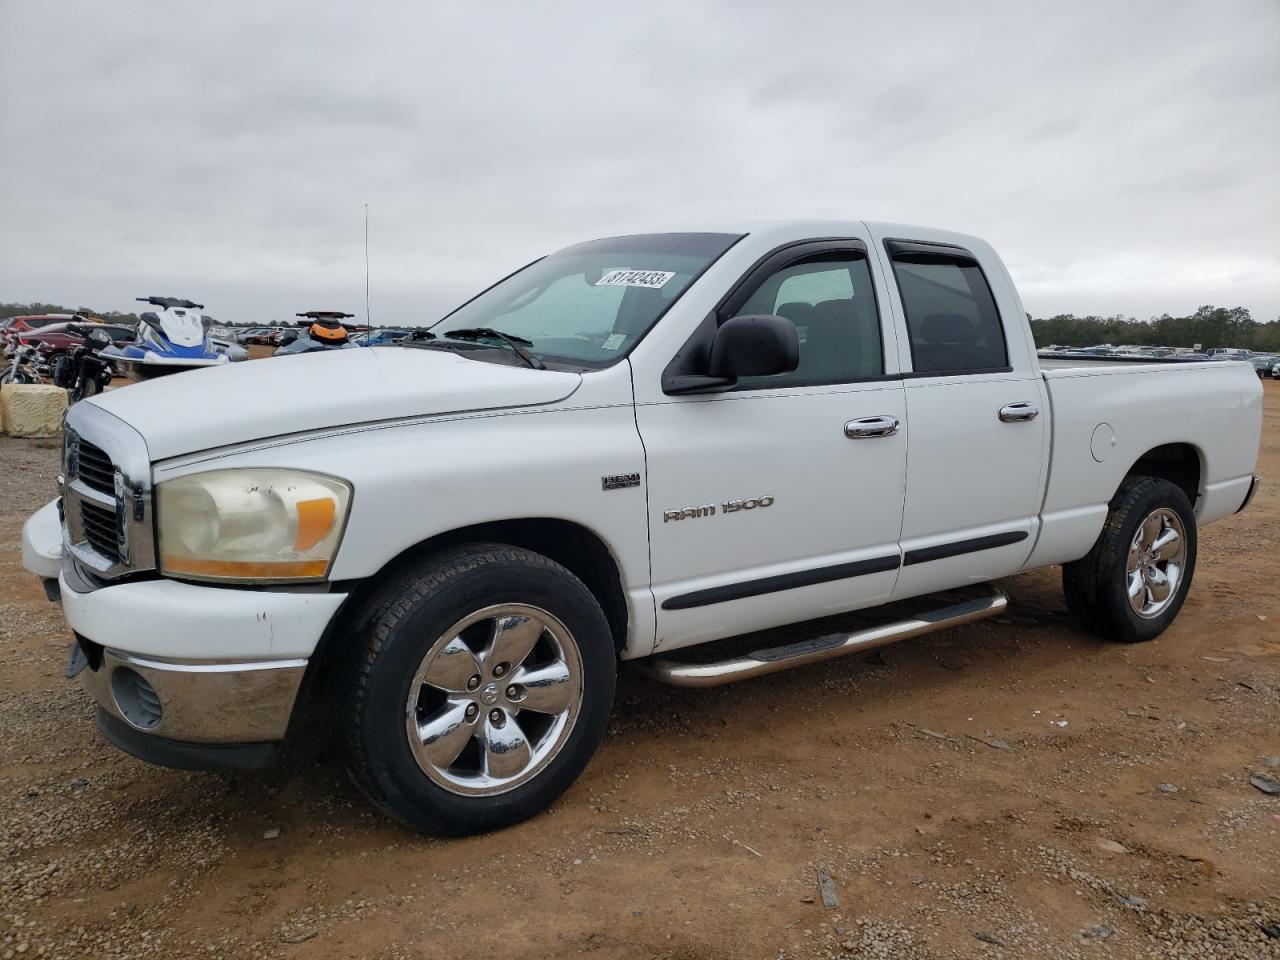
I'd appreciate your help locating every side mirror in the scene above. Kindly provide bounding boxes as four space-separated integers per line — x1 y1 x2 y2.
707 314 799 379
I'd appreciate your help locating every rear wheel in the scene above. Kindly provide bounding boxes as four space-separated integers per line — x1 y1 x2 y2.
333 544 616 835
1062 477 1197 643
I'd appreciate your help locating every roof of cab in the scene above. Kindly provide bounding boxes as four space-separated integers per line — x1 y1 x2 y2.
610 219 988 250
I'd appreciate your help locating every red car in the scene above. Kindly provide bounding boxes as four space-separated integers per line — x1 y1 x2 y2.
13 321 134 351
11 323 137 376
1 314 81 335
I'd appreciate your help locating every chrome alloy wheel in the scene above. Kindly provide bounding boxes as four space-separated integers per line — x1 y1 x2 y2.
405 604 583 796
1126 507 1187 619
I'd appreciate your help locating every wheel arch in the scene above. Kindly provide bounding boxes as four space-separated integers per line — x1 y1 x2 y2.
308 517 631 693
1121 442 1203 506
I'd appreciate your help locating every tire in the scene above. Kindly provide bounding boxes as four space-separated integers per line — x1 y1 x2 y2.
332 543 616 836
1062 477 1197 643
50 354 71 388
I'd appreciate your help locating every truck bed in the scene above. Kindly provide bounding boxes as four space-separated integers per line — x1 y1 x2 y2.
1026 355 1262 573
1038 353 1226 372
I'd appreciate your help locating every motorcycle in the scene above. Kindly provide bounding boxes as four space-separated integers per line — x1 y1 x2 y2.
1 335 47 385
104 296 229 380
55 324 117 402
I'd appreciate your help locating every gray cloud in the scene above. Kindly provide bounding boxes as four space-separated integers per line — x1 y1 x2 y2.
1 0 1276 326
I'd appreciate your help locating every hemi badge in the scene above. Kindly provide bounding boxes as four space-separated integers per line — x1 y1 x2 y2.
602 473 641 491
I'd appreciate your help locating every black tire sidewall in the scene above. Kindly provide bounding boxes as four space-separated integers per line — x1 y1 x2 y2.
350 549 616 835
1097 480 1197 642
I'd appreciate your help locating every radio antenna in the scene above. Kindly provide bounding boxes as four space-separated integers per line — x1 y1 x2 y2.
364 203 372 325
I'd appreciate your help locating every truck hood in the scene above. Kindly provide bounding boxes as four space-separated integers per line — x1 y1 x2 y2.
88 346 583 460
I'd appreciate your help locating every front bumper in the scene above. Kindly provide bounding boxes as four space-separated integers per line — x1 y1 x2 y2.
21 499 62 581
1236 474 1261 514
79 641 308 744
22 497 347 763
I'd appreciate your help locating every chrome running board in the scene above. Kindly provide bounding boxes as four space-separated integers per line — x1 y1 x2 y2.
634 586 1008 688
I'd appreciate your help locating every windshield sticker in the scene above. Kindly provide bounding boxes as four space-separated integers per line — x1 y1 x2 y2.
602 333 626 351
595 269 675 289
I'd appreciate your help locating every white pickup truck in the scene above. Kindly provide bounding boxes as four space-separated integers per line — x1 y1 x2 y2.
21 221 1263 835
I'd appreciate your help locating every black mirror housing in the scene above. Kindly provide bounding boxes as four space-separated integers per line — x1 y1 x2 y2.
707 314 799 379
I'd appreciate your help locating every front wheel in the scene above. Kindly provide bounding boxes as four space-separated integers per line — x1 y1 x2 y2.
1063 477 1197 643
333 544 616 836
0 368 31 385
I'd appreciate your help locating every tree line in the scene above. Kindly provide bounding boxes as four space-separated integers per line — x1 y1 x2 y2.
0 302 323 329
1029 306 1280 353
1 301 141 325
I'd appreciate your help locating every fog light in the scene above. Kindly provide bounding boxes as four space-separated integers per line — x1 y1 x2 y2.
111 666 163 729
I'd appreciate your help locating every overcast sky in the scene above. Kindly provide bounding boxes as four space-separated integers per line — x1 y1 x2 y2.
1 1 1277 326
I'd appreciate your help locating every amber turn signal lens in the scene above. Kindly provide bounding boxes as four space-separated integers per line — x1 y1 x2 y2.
294 497 337 551
160 557 330 579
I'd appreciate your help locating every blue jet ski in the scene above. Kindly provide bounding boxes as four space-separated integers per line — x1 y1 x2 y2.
108 296 229 380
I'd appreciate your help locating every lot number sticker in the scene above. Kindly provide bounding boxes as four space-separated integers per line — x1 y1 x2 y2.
595 269 675 289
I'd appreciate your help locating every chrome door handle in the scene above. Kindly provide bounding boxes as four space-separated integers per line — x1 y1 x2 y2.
844 415 901 439
998 401 1040 422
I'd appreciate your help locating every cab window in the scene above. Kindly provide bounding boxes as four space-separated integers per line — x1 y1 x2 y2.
889 247 1008 374
730 252 883 387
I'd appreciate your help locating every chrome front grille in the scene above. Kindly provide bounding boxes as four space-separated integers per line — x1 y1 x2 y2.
61 403 154 579
79 499 121 562
76 440 117 496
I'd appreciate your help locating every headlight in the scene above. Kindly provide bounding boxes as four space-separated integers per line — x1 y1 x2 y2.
156 469 351 583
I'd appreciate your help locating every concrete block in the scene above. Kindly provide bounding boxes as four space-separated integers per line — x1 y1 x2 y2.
1 383 68 438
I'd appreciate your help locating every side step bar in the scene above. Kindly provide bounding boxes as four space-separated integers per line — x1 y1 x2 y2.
634 586 1008 688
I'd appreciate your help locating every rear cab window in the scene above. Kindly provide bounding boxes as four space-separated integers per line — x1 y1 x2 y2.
886 241 1008 375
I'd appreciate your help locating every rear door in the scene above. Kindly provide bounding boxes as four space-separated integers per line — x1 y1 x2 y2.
635 236 908 654
870 233 1049 600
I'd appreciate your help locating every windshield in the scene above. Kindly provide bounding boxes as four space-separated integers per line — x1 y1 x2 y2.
427 232 741 368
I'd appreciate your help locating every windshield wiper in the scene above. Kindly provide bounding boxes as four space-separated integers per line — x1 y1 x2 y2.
438 327 545 369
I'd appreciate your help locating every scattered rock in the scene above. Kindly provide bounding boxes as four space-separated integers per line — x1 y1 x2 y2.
281 930 318 944
974 931 1005 946
262 827 282 840
1157 782 1178 794
1095 838 1128 854
1249 772 1280 795
816 867 839 910
799 895 815 904
1118 894 1147 909
1081 923 1114 940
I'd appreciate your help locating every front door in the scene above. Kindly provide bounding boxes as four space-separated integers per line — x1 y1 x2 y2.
636 240 908 654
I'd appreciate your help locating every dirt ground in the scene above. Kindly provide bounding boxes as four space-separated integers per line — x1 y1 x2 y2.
1 384 1277 960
